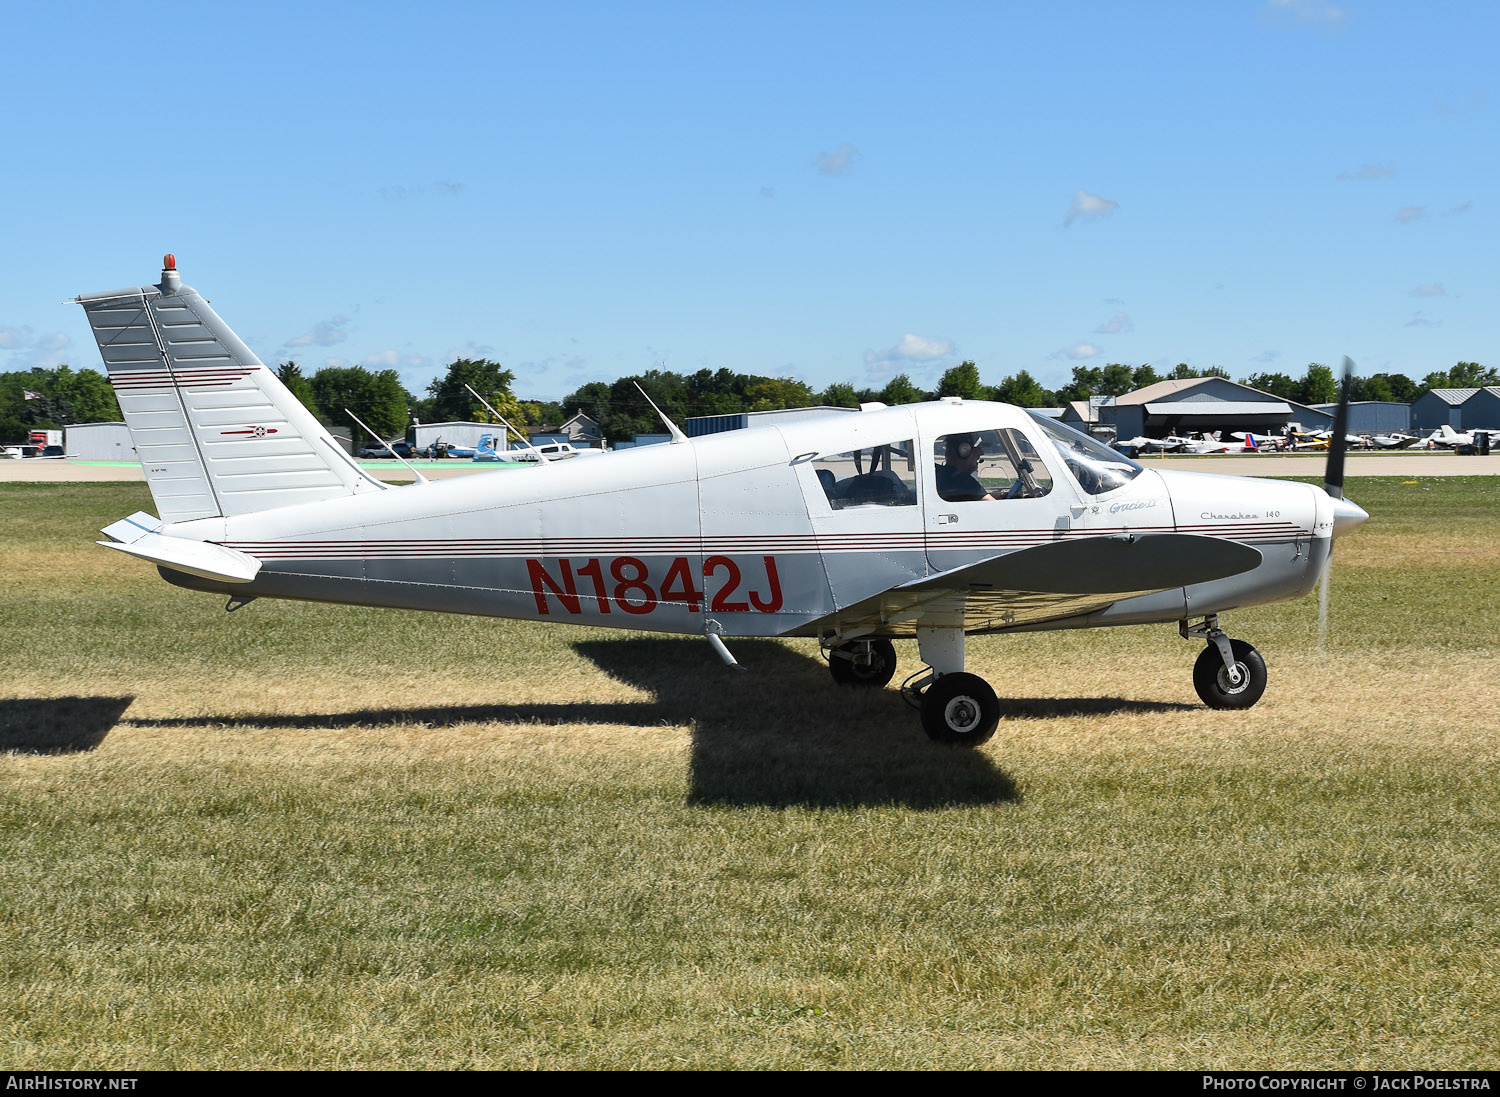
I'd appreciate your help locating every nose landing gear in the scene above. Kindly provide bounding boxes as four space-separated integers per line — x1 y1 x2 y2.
1181 616 1267 709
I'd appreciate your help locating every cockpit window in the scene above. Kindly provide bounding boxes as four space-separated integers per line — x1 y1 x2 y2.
933 428 1053 501
1027 412 1143 496
813 439 918 509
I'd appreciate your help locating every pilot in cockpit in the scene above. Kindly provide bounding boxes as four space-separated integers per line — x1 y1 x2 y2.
935 434 995 502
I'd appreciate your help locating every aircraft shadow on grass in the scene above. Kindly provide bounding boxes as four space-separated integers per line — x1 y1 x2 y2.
121 639 1191 810
0 695 135 754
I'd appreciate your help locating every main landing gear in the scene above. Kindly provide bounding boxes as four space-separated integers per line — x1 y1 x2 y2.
1181 615 1267 709
822 628 1000 747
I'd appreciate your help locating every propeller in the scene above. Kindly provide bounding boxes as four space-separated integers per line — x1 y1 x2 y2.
1317 358 1369 654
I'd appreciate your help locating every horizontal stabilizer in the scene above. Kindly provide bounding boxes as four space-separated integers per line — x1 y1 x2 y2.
97 532 261 584
912 533 1263 596
99 511 161 545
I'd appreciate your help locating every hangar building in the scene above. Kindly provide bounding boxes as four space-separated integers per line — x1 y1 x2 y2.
64 422 135 460
1412 389 1469 432
1309 401 1411 435
1108 378 1333 439
1461 387 1500 430
1413 387 1500 432
686 405 857 438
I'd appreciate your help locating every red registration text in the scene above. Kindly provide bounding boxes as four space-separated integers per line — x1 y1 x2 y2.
526 555 784 616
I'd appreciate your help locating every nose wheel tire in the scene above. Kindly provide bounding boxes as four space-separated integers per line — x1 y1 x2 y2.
828 638 898 688
1192 639 1267 709
920 672 1000 746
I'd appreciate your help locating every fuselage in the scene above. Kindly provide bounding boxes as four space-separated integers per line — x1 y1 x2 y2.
155 401 1342 642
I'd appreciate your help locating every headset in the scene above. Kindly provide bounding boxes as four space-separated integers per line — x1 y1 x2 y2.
947 435 983 460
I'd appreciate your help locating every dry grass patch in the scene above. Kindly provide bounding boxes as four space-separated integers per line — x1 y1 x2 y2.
1 478 1497 1068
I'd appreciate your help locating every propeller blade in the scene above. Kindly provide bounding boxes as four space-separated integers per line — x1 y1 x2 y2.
1324 357 1353 500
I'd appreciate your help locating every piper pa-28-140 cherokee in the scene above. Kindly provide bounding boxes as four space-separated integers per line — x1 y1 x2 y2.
78 257 1369 746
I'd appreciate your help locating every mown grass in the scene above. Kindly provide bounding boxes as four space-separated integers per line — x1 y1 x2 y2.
1 478 1497 1068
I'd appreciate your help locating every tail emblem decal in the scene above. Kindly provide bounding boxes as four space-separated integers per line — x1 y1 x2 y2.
220 426 279 437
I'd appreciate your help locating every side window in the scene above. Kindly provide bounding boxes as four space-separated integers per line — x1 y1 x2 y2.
933 429 1053 502
813 439 918 509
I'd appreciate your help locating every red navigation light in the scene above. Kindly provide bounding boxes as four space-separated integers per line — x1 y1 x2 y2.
163 253 177 270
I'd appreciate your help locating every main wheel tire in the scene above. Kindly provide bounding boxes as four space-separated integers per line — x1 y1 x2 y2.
828 638 898 688
1192 639 1267 709
920 672 1000 746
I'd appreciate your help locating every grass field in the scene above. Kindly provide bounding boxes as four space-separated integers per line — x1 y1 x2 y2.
2 478 1497 1069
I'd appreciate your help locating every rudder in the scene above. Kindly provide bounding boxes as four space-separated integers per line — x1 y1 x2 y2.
76 255 384 523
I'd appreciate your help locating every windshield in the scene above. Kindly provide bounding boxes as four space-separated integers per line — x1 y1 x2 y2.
1027 412 1144 496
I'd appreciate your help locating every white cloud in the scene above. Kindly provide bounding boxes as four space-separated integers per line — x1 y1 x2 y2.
1094 311 1133 335
1251 349 1283 365
1410 283 1446 297
1263 0 1345 28
446 342 496 363
364 349 431 370
0 325 72 370
1449 201 1473 215
1337 162 1395 181
760 186 776 199
894 333 952 360
862 331 956 378
285 315 351 347
1395 206 1425 223
1064 189 1119 226
815 143 860 176
1404 311 1440 328
1048 341 1102 361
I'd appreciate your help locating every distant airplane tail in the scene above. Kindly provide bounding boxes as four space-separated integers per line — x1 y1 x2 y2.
76 256 384 524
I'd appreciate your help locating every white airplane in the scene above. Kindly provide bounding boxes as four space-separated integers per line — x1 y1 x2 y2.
77 257 1369 746
1420 424 1481 449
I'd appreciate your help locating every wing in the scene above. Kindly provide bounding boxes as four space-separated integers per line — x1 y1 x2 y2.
791 533 1263 638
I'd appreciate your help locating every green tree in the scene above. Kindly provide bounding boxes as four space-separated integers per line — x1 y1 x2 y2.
744 376 816 411
1057 366 1103 403
562 381 614 425
276 361 320 416
936 361 985 400
1099 363 1135 397
819 382 860 408
310 366 411 439
1364 373 1418 403
1131 364 1161 389
994 370 1055 407
1298 363 1338 405
426 358 518 422
1429 361 1498 389
878 374 924 405
1242 372 1301 399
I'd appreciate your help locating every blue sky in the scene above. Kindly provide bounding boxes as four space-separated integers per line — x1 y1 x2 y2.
1 0 1493 403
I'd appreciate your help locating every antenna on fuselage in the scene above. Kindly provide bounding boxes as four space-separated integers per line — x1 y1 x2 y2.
633 382 688 444
345 409 429 485
462 384 554 464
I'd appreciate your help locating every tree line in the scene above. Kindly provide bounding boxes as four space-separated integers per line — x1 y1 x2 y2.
3 356 1495 446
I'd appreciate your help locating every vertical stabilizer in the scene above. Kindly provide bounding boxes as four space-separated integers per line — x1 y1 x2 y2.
76 256 384 522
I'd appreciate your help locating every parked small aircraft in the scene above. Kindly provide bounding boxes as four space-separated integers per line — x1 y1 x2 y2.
78 257 1369 746
1421 424 1479 449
